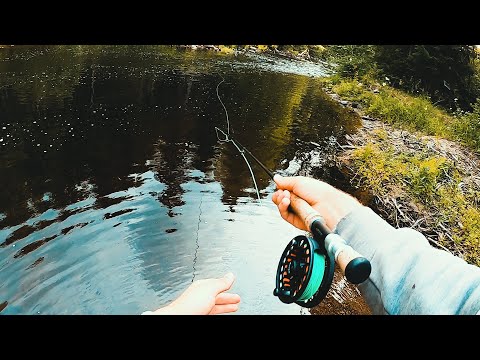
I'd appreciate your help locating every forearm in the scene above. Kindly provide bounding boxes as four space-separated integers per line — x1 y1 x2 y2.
335 206 480 315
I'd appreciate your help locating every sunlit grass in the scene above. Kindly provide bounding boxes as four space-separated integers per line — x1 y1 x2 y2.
322 76 480 153
350 140 480 265
331 73 480 264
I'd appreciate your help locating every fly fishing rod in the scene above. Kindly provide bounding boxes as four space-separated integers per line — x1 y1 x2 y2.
230 136 372 308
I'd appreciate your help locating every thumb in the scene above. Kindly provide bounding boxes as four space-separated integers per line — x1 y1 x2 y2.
212 272 235 293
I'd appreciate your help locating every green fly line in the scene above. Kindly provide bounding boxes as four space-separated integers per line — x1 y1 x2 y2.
298 251 325 301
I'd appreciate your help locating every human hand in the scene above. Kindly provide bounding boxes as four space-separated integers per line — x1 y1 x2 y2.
143 273 241 315
272 174 362 231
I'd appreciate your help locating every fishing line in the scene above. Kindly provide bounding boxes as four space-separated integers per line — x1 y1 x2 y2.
216 77 230 136
192 76 256 283
297 252 325 300
213 77 334 307
90 65 96 108
192 190 203 282
214 76 261 201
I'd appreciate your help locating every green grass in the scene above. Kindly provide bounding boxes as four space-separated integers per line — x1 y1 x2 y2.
317 53 480 264
322 76 480 153
332 74 480 264
322 62 480 264
452 100 480 150
350 141 480 266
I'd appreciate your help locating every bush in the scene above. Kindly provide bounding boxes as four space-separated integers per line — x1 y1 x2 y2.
453 98 480 151
320 45 377 78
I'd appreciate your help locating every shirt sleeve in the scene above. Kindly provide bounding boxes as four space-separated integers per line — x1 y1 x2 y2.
334 206 480 315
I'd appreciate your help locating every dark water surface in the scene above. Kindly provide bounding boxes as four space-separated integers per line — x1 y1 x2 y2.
0 46 360 314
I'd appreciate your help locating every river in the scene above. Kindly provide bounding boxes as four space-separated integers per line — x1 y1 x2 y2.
0 45 360 314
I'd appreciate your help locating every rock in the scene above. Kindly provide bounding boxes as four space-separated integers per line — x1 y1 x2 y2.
339 100 349 106
205 45 220 51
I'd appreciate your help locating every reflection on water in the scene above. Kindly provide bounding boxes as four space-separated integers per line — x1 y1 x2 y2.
0 46 360 314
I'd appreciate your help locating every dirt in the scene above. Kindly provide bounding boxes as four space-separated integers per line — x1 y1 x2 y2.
306 89 480 315
309 269 371 315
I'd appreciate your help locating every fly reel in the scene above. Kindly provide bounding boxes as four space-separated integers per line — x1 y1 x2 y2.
273 235 335 308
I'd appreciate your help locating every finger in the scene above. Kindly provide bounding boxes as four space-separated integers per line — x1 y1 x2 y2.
279 196 290 213
209 303 240 315
272 189 281 204
274 174 304 192
276 193 309 231
215 292 241 305
276 190 285 205
274 174 324 202
278 197 291 221
210 272 235 294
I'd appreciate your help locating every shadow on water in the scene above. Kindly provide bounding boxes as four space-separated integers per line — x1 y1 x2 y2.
0 46 361 314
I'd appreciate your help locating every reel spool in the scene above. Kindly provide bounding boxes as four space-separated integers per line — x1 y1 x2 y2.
273 235 335 308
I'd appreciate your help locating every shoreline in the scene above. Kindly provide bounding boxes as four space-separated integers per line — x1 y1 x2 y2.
326 88 480 260
308 86 480 315
176 45 324 62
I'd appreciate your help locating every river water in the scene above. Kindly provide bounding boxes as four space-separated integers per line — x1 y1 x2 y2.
0 45 360 314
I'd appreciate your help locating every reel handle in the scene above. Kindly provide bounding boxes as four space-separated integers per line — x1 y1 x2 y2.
289 193 371 284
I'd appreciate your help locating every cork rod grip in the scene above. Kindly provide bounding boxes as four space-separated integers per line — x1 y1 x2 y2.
333 242 371 284
288 193 371 284
288 193 323 229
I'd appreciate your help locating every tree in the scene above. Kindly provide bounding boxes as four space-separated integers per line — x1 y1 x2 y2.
374 45 479 111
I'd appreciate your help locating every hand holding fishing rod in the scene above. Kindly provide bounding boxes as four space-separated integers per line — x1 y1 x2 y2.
212 80 480 315
287 191 371 284
232 135 371 283
214 78 370 308
272 175 371 307
227 135 371 306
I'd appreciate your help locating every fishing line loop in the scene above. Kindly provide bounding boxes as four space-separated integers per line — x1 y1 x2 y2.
215 77 261 201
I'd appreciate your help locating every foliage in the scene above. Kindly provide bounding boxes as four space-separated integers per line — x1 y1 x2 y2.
322 45 480 112
319 45 377 78
328 77 480 153
332 78 452 136
374 45 479 112
351 141 480 265
452 98 480 151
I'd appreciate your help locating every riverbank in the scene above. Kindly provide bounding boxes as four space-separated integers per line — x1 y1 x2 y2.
177 45 325 61
305 80 480 315
321 78 480 267
302 77 479 315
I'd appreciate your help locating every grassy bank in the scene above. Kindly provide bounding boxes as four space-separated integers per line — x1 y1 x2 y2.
323 75 480 265
323 75 480 151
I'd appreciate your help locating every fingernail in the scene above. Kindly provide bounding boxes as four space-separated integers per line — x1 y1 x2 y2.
273 174 281 182
224 272 235 282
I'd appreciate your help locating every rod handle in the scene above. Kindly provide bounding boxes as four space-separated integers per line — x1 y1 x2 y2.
325 233 371 284
288 193 324 230
289 193 371 284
